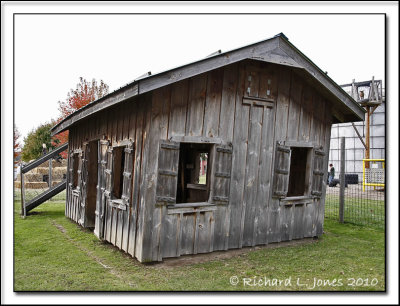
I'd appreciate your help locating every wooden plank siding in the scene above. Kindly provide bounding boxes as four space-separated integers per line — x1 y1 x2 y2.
65 60 333 262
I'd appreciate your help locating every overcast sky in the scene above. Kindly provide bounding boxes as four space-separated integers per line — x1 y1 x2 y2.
14 13 385 142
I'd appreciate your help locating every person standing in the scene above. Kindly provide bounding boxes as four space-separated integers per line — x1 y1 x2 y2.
328 163 335 185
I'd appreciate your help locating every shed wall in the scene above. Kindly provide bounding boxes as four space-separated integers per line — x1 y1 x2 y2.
66 60 332 262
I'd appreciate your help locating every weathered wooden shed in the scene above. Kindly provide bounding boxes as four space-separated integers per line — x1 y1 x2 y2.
51 33 365 262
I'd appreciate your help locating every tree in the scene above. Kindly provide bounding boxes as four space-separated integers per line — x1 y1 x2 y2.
52 77 109 153
14 125 21 169
21 123 54 162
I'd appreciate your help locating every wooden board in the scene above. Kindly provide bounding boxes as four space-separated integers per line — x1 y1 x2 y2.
203 68 223 138
241 105 263 247
218 64 238 142
286 72 302 141
253 104 276 245
186 73 207 137
168 80 189 138
228 64 248 249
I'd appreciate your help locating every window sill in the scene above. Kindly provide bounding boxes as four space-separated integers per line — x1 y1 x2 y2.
280 196 313 205
167 202 217 214
186 183 208 190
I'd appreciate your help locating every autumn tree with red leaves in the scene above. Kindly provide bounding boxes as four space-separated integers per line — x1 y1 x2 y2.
14 125 21 170
52 78 109 154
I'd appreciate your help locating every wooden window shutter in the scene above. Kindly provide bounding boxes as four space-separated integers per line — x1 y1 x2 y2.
272 143 291 198
212 144 233 203
155 140 180 205
78 143 89 225
80 143 88 195
68 150 74 189
104 146 113 198
121 141 134 207
311 147 325 198
76 150 84 190
95 139 110 239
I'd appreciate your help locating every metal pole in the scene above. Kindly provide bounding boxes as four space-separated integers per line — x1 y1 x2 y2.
339 137 345 223
365 106 370 169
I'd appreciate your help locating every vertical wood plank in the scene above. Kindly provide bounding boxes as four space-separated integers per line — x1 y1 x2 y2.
286 72 302 141
280 204 293 241
161 209 179 258
316 103 332 236
293 204 305 239
149 87 170 261
186 73 207 137
110 207 118 245
274 67 291 141
168 80 189 138
241 105 263 247
135 95 153 262
203 68 223 138
180 213 196 255
218 64 238 142
253 105 276 245
228 64 248 249
298 83 312 142
127 101 142 256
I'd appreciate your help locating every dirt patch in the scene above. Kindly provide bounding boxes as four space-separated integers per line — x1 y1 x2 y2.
51 221 67 233
50 220 135 287
149 238 318 268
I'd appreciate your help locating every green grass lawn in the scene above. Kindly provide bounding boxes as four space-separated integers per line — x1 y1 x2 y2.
14 200 385 291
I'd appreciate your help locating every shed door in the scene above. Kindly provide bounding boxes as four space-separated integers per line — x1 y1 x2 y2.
94 139 110 239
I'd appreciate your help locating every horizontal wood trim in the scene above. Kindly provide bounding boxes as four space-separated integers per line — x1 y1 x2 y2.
167 202 215 209
167 202 217 214
216 146 233 154
186 183 208 190
284 141 315 148
242 97 275 108
156 196 176 203
158 169 178 177
280 196 313 205
311 191 323 197
215 172 231 178
212 196 229 203
272 191 287 198
315 150 326 156
167 206 217 215
275 169 289 175
276 146 291 153
160 142 180 150
170 136 223 144
111 139 134 148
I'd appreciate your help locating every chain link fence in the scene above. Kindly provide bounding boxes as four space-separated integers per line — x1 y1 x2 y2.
325 174 385 229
